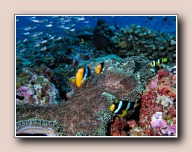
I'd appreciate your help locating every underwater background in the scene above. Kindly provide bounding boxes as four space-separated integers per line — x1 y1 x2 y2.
16 16 176 40
16 15 176 136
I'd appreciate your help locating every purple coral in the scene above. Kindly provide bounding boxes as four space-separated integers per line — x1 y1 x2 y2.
151 112 166 129
16 71 59 105
166 124 176 136
150 112 176 136
17 85 34 98
16 85 35 105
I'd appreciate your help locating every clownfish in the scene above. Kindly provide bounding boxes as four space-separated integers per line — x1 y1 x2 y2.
75 67 90 88
109 100 135 118
150 58 168 68
95 62 104 74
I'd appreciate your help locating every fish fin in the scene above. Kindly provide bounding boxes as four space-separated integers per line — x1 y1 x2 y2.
118 110 127 118
69 76 76 84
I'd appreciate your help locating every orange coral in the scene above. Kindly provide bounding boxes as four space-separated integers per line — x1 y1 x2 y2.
157 85 176 100
110 116 128 136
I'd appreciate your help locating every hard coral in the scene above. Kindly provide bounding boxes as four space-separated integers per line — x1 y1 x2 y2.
110 25 176 64
16 70 59 105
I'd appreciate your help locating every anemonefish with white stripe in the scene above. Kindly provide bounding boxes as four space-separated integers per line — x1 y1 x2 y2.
69 62 104 88
109 100 135 118
75 67 90 88
95 62 104 74
69 67 90 88
150 57 168 68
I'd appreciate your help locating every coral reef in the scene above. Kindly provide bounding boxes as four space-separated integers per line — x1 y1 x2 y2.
109 70 177 136
16 55 154 136
16 17 176 136
110 69 176 136
110 25 176 65
16 90 112 136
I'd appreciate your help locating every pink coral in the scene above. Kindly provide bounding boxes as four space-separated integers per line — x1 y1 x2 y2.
150 80 157 90
151 112 166 129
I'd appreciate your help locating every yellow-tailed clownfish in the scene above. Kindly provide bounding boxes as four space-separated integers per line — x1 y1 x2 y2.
95 62 104 74
150 57 168 67
75 67 90 88
109 100 135 118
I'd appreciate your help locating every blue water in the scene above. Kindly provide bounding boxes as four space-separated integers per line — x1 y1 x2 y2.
16 15 176 42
